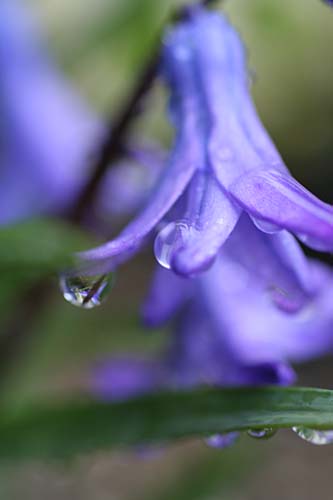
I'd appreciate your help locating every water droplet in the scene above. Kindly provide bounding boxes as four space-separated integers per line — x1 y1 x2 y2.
292 426 333 445
205 432 239 449
154 220 196 270
60 273 115 309
247 428 277 440
251 216 281 234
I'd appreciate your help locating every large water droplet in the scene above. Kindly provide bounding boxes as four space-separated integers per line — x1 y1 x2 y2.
60 273 115 309
205 432 239 449
154 220 196 270
247 428 276 440
292 426 333 445
251 216 281 234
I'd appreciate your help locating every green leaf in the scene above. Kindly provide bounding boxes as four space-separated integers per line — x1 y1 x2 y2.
1 387 333 460
58 0 173 67
0 218 91 275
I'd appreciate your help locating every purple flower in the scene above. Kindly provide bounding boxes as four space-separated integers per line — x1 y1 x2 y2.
79 8 333 301
0 0 102 223
90 255 333 402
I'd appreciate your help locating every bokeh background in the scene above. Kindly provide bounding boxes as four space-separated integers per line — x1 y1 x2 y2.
2 0 333 498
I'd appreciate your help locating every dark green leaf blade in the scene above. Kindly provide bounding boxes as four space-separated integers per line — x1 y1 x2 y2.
1 387 333 460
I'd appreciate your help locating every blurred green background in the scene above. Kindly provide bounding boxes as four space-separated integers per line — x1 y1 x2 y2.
2 0 333 498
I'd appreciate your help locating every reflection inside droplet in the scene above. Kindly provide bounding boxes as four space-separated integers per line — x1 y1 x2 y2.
247 428 276 440
154 220 196 269
60 272 115 309
292 426 333 445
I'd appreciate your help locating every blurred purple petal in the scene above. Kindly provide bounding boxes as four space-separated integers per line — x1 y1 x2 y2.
96 146 165 218
0 0 102 223
90 357 164 401
141 266 192 327
205 432 239 449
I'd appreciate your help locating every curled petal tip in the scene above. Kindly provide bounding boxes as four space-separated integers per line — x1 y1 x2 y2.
230 170 333 251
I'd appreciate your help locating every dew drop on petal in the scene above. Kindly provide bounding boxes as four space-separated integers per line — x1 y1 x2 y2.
205 432 239 449
292 426 333 445
154 220 195 270
247 428 276 440
60 273 115 309
250 216 281 234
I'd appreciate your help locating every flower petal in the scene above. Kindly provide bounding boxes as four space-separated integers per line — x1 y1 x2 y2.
170 172 240 276
221 215 314 312
229 169 333 251
96 146 165 218
141 266 192 327
90 357 164 401
201 256 333 365
78 133 198 271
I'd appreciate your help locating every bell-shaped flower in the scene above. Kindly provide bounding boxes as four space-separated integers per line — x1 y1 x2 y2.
79 8 333 315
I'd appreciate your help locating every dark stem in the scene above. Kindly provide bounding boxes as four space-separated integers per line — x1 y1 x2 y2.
68 46 161 223
82 274 106 306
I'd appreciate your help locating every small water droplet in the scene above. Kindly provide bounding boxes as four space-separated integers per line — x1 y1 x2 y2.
154 220 196 270
292 426 333 445
247 428 276 440
251 216 281 234
60 273 115 309
205 432 239 449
